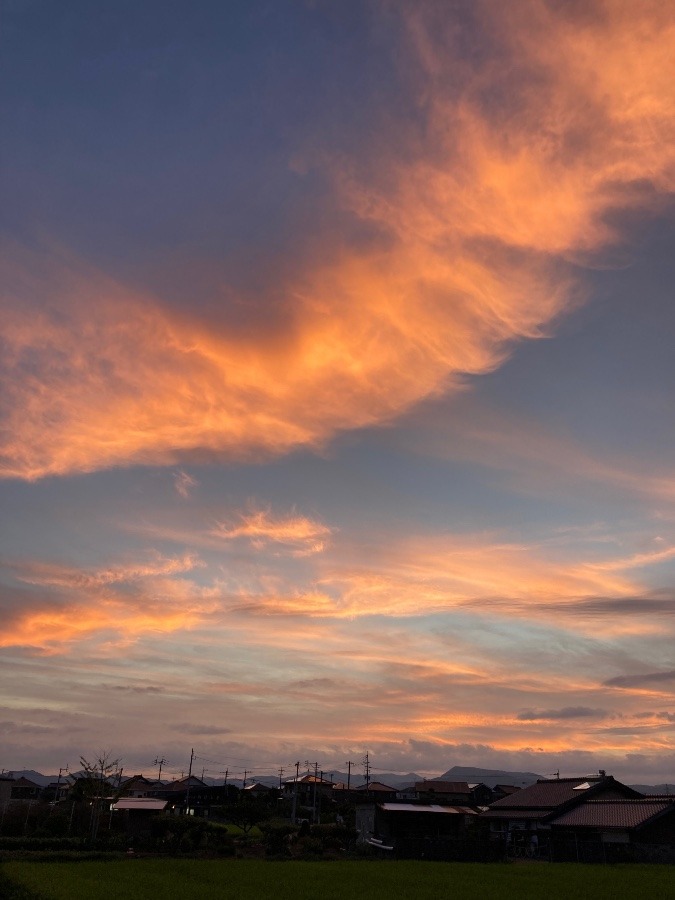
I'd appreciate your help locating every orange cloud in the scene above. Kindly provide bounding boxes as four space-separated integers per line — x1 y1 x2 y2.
2 2 674 478
0 599 212 654
0 554 217 653
10 551 203 589
212 508 332 555
218 527 675 645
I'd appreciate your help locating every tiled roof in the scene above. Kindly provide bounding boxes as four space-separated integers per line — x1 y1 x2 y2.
355 782 396 792
484 808 549 820
489 777 605 809
414 781 471 794
550 799 675 830
380 803 476 815
113 799 168 811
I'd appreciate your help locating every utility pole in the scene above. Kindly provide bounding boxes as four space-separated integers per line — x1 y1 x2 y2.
153 757 166 782
291 761 300 824
220 769 229 787
345 760 354 791
363 752 371 790
278 767 284 790
243 770 248 789
53 766 68 804
185 749 194 816
311 762 319 824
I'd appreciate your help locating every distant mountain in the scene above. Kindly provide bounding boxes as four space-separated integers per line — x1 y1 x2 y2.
205 770 426 789
438 766 543 788
629 784 675 795
4 770 59 786
360 772 424 788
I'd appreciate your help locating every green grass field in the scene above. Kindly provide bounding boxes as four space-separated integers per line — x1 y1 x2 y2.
3 859 675 900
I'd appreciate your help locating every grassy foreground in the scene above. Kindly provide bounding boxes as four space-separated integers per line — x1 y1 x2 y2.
3 859 675 900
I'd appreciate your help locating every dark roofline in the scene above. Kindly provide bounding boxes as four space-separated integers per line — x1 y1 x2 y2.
549 798 675 832
485 776 643 823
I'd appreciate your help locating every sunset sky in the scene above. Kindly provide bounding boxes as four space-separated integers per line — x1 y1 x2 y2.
2 0 675 785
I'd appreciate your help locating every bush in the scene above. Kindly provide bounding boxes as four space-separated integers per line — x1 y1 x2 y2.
310 823 358 851
0 837 84 852
259 822 297 857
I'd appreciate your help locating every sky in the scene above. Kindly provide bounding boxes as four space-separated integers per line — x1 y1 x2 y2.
1 0 675 786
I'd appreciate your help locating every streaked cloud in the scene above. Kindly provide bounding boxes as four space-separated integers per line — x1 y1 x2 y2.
9 551 203 589
173 470 198 500
0 561 222 653
604 670 675 690
400 399 675 506
2 2 674 479
517 707 608 721
212 507 332 555
2 0 675 783
169 723 232 736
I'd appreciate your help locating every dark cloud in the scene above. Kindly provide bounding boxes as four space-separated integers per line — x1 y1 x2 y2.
0 720 55 735
289 677 340 690
550 595 675 617
634 711 675 722
604 669 675 689
169 723 232 736
517 706 608 721
99 684 165 694
594 722 675 735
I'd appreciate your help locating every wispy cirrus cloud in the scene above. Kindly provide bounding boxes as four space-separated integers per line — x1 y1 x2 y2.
8 551 203 589
0 552 219 653
517 707 608 722
2 2 674 479
238 532 649 622
604 670 675 690
212 508 332 555
169 723 232 736
400 399 675 507
173 470 198 500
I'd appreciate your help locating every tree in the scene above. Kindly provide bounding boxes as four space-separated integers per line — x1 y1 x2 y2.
76 751 122 840
224 798 272 834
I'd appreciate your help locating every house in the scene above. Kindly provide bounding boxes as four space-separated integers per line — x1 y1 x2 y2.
243 781 272 794
363 803 479 860
158 775 206 796
8 776 42 801
110 798 170 832
413 780 473 804
44 779 71 803
467 783 493 806
0 776 13 808
548 797 675 863
483 774 643 856
119 775 165 798
283 774 334 806
352 782 398 802
492 784 522 801
181 783 238 817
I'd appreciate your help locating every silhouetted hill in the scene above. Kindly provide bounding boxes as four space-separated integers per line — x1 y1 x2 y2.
438 766 543 788
629 784 675 795
4 770 55 787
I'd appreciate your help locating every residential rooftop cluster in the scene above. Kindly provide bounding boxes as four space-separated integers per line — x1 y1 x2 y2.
2 764 674 864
